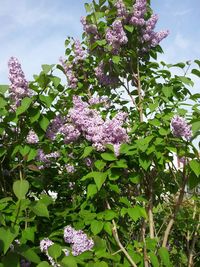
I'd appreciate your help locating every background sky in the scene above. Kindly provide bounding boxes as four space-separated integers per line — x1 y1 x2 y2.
0 0 199 84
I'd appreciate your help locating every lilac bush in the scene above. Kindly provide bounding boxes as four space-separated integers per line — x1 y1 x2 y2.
0 0 199 267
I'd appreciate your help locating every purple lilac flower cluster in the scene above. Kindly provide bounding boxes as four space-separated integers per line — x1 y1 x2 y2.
88 95 109 106
64 225 94 256
46 115 80 144
73 40 86 63
106 20 128 53
8 57 30 110
80 16 98 35
95 62 118 86
171 116 192 140
59 124 81 144
129 0 169 49
26 130 39 144
37 149 60 169
40 238 60 267
69 96 129 153
115 0 128 19
84 157 93 167
59 57 78 89
46 115 65 140
140 14 169 49
130 0 146 26
65 164 75 173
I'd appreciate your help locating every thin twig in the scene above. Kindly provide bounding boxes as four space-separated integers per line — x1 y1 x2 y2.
162 165 189 247
106 201 137 267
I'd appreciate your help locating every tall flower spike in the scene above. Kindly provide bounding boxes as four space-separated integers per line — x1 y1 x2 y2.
115 0 128 19
130 0 147 26
59 57 78 89
8 57 30 110
73 40 86 63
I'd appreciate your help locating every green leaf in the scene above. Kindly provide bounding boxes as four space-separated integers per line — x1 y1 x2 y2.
39 116 50 131
94 262 109 267
0 97 7 108
94 160 106 171
37 262 51 267
104 210 116 220
178 76 194 86
20 145 31 157
39 95 54 108
94 172 107 190
2 252 19 267
48 244 62 260
172 62 185 69
85 3 92 12
50 76 61 88
81 146 94 158
158 247 172 267
148 252 159 267
191 69 200 78
31 202 49 218
91 220 104 235
0 85 9 94
103 222 112 236
61 256 77 267
27 148 37 162
0 227 19 254
112 56 120 65
87 184 97 198
129 173 140 184
159 128 169 136
13 180 29 200
192 121 200 134
139 157 151 171
101 153 117 161
16 97 32 115
194 59 200 67
127 206 147 222
162 86 173 98
124 25 134 33
29 108 40 123
189 160 200 177
21 227 35 243
0 147 6 157
20 247 40 263
96 40 107 46
42 64 54 74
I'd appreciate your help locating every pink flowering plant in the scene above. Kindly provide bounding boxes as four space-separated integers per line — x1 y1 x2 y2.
0 0 200 266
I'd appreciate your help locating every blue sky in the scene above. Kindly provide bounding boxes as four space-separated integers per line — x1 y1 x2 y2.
0 0 200 84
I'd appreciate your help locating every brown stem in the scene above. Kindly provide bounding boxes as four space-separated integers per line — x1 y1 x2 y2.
148 203 154 239
136 62 143 122
147 176 154 239
106 201 137 267
162 171 189 247
141 220 149 267
188 229 199 266
188 213 200 266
